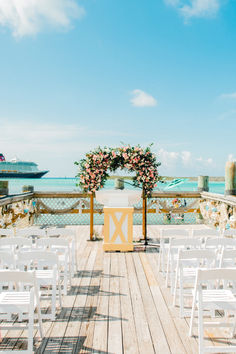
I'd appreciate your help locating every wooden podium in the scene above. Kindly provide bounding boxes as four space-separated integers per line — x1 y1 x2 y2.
103 207 134 252
96 190 141 253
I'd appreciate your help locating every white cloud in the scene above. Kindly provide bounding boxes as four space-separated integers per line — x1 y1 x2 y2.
165 0 221 20
220 92 236 99
130 89 157 107
181 150 191 165
0 0 85 37
228 154 236 162
181 0 220 19
157 148 214 176
218 110 236 121
0 119 132 176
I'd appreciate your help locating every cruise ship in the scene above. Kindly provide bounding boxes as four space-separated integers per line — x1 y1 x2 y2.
0 154 49 178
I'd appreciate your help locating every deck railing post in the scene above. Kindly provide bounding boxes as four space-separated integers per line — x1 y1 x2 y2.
142 189 148 245
90 192 94 241
0 181 8 196
198 176 209 192
225 161 236 196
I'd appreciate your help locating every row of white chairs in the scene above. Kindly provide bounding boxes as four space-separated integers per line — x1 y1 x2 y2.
190 268 236 354
0 249 62 321
173 248 236 317
165 237 236 293
0 226 78 352
0 270 44 354
158 227 236 275
0 236 72 296
157 227 236 353
0 226 77 276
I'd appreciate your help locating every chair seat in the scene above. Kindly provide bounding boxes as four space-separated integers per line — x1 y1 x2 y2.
35 269 55 278
0 291 34 311
182 267 208 278
183 268 198 277
201 289 236 310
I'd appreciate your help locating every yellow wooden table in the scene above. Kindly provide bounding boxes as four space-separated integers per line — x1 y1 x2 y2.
103 207 134 252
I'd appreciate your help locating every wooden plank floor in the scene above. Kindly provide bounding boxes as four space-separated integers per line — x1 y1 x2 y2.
1 225 236 353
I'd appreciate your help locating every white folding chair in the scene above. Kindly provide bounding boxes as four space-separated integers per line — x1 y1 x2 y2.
158 228 190 274
220 249 236 269
0 250 16 270
36 238 71 295
166 237 202 293
0 237 32 253
173 249 216 317
46 227 76 275
0 228 14 237
0 251 17 292
17 251 62 320
16 228 47 240
205 238 236 266
0 270 44 353
205 238 236 249
222 229 236 237
189 268 236 354
191 228 221 238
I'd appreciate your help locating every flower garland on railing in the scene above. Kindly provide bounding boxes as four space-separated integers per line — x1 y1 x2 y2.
75 145 161 197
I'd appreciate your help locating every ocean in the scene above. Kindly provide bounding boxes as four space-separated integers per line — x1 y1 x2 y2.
1 177 225 195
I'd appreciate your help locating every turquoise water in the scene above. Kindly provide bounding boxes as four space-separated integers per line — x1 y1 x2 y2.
1 177 225 195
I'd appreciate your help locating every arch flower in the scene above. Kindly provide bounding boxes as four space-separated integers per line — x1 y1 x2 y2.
75 145 161 197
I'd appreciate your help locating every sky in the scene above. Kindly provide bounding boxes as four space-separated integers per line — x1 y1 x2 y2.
0 0 235 177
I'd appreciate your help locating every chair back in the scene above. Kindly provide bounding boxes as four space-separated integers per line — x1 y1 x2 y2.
178 249 216 269
0 269 38 292
196 268 236 283
0 237 32 251
0 250 16 269
16 228 46 238
222 229 236 237
169 237 202 248
0 229 14 237
161 228 190 238
37 237 69 249
205 237 236 250
220 249 236 268
192 228 220 237
47 227 75 237
17 251 59 271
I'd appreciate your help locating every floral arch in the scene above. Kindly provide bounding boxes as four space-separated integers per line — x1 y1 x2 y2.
75 145 161 197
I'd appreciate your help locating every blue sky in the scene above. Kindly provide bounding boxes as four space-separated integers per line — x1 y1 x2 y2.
0 0 235 177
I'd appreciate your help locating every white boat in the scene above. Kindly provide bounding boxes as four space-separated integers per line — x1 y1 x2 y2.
163 178 187 190
0 154 49 178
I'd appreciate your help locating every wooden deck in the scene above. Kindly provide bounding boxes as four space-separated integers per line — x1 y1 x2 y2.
0 225 236 353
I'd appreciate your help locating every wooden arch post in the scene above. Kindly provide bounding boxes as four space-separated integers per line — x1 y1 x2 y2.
142 188 147 245
90 192 94 241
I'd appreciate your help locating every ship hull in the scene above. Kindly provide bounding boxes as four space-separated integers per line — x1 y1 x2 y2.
0 171 49 178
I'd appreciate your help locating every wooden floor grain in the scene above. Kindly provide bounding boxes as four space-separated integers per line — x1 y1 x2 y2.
1 225 236 353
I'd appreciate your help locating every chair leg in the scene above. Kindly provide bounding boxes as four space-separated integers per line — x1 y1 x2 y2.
158 243 162 272
161 245 166 274
28 292 35 353
173 267 178 306
63 269 68 296
165 250 170 287
179 273 184 318
189 292 197 336
198 298 204 354
231 314 236 338
51 282 56 321
36 295 44 339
